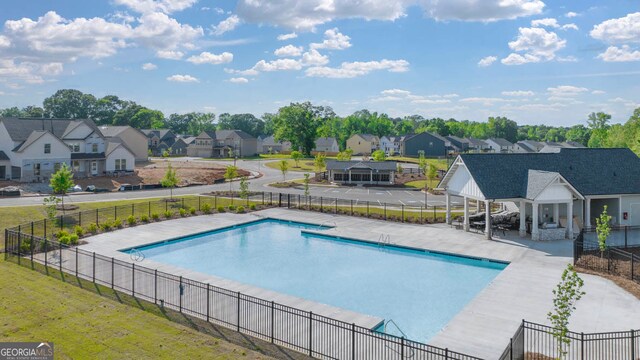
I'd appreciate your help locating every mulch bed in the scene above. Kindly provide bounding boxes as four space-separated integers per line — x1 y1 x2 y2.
575 265 640 300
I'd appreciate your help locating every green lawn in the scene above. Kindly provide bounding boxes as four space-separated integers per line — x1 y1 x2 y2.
404 179 440 189
388 157 449 170
0 258 274 359
264 159 321 172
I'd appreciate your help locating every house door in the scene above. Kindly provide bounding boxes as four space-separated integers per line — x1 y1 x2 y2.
91 161 98 175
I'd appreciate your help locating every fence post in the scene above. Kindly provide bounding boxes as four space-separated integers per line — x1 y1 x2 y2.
198 196 201 211
154 269 158 304
96 209 99 226
236 291 241 332
350 199 353 216
131 203 134 217
44 238 48 268
581 332 584 360
509 337 513 360
59 240 63 276
402 205 404 222
631 329 635 360
31 221 34 237
445 348 449 359
352 323 356 360
179 276 183 312
625 226 628 248
384 203 387 220
3 230 6 264
132 263 135 296
91 252 96 282
59 215 63 230
115 205 117 220
206 283 210 322
111 257 114 289
215 195 218 208
79 212 82 227
270 301 275 343
44 219 47 239
309 311 313 356
631 255 635 280
400 337 405 359
420 206 423 224
30 235 34 267
320 197 323 212
148 201 151 218
262 192 265 205
17 234 21 266
433 205 436 220
75 247 78 277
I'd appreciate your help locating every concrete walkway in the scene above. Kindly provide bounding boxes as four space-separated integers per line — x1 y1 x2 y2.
77 209 640 359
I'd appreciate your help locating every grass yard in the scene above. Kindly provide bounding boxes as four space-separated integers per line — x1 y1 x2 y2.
404 179 440 189
0 258 276 360
388 157 449 170
264 159 321 173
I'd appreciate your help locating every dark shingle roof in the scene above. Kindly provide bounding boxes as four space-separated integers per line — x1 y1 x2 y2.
0 151 9 161
458 148 640 198
1 118 102 142
216 129 255 140
487 138 513 147
326 160 397 171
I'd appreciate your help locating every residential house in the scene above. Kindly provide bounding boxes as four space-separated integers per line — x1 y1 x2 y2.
539 141 587 153
431 133 460 154
314 137 339 153
439 148 640 241
0 118 134 182
171 136 194 156
259 135 292 154
326 160 396 185
99 126 149 162
518 140 546 152
187 130 257 158
399 132 447 157
484 138 515 153
514 141 537 153
446 136 470 153
141 129 177 156
346 134 380 155
465 138 490 153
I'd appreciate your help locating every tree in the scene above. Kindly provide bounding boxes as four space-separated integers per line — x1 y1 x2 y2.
418 151 427 175
278 160 289 182
239 176 249 201
218 113 264 137
43 195 60 222
160 164 180 200
43 89 96 119
596 205 612 255
274 102 334 155
336 149 353 161
303 173 310 198
92 95 124 125
291 150 303 168
49 163 75 213
129 108 165 129
427 163 438 187
224 165 238 193
547 264 585 358
371 149 386 161
314 153 326 172
587 112 611 148
22 105 45 118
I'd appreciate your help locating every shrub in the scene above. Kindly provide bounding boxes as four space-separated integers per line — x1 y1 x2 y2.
164 210 173 219
140 214 149 223
59 235 71 245
19 238 31 253
179 208 187 217
100 221 113 231
69 233 79 245
73 226 84 237
236 206 245 213
249 204 256 211
127 215 137 225
87 223 98 234
217 206 225 213
151 213 160 221
55 230 70 239
202 203 212 214
114 218 123 228
227 205 236 211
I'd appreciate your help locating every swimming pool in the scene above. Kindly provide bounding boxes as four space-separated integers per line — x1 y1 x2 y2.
127 219 507 342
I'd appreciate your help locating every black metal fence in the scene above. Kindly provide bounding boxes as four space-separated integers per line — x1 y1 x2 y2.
574 229 640 285
499 320 639 360
4 230 480 360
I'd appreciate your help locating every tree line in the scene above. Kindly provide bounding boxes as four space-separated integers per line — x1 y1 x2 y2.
1 89 639 155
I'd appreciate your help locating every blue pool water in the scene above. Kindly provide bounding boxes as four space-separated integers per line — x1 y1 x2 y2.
129 219 506 342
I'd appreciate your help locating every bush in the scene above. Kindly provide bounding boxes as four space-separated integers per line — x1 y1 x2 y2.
164 210 173 219
59 235 71 245
140 214 150 223
249 204 256 211
55 230 70 239
189 207 196 215
151 213 160 221
114 218 123 228
127 215 137 225
100 221 113 231
69 233 79 245
202 203 212 214
236 206 245 213
73 225 84 237
217 206 225 213
179 208 187 217
227 205 236 211
87 223 98 234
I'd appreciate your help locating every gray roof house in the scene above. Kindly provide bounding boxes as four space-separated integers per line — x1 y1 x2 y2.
400 132 447 158
465 138 490 152
326 160 397 185
484 138 515 153
446 136 470 152
438 148 640 240
314 137 339 153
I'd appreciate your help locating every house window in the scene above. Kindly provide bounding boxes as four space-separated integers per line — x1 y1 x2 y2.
34 163 41 176
115 159 127 171
44 144 51 154
92 144 98 153
68 144 80 152
334 173 343 181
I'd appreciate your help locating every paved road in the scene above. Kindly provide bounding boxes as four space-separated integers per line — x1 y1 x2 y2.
0 157 460 207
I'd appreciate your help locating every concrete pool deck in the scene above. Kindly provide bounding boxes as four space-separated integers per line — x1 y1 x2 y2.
77 209 640 359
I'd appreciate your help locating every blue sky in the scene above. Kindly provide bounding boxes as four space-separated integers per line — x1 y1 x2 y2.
0 0 638 126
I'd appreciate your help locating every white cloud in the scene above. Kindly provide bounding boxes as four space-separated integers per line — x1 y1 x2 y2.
547 85 589 96
212 15 241 36
229 77 249 83
167 74 199 82
274 45 304 57
310 28 351 50
277 32 298 41
590 12 640 44
114 0 198 14
557 55 578 62
381 89 412 96
477 55 497 67
565 12 578 18
187 51 234 64
502 90 535 96
300 49 329 66
237 0 544 30
591 90 606 95
459 97 512 105
502 27 566 65
133 12 203 50
305 59 409 78
0 59 62 83
253 58 303 72
597 45 640 62
531 18 577 30
0 35 10 48
156 50 184 59
142 62 157 70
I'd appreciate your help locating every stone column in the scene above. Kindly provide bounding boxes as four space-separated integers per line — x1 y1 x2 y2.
463 197 469 231
485 200 492 240
519 200 526 237
532 202 539 240
445 192 452 224
567 201 573 239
